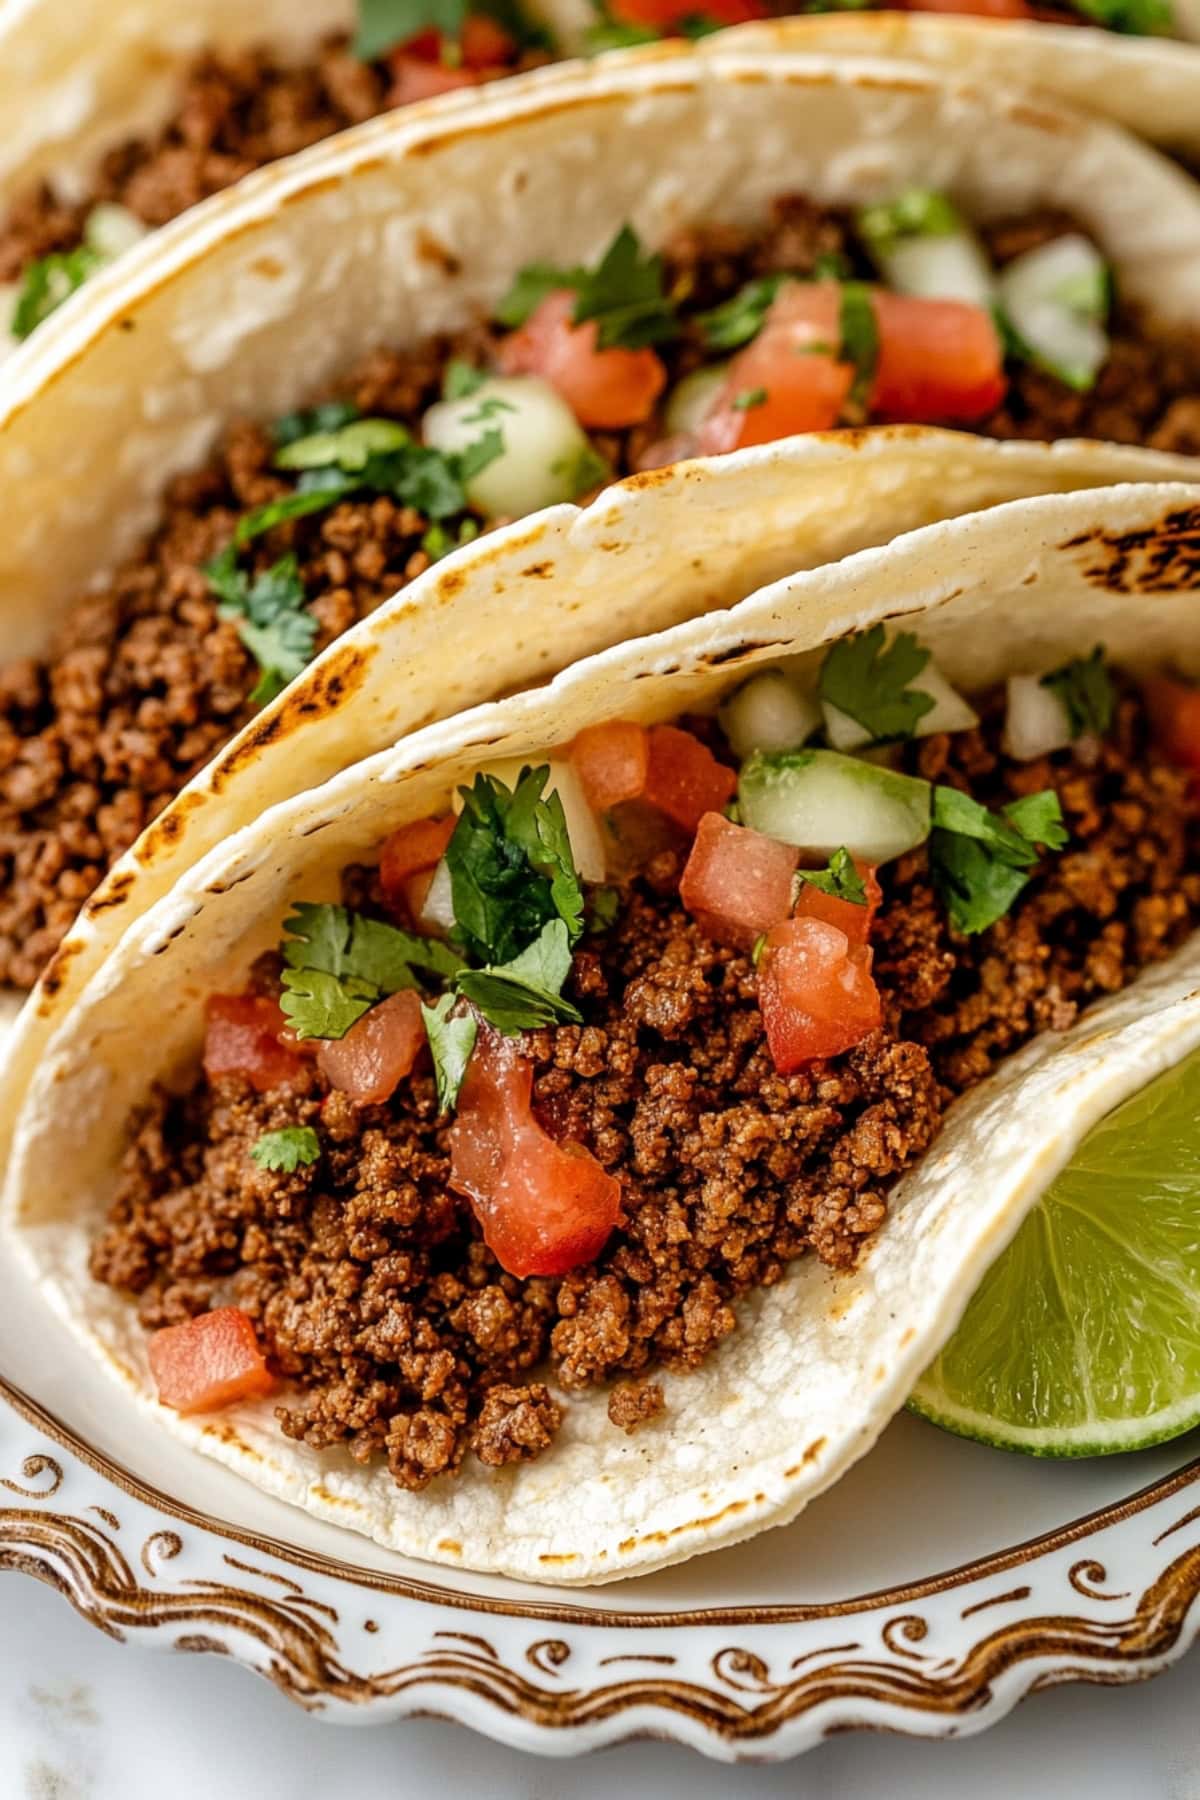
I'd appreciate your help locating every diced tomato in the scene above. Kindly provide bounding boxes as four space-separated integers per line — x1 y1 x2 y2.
611 0 767 23
758 917 882 1072
316 990 426 1105
905 0 1030 15
460 12 517 65
204 995 306 1093
570 719 649 812
680 813 798 950
1144 675 1200 777
498 289 667 429
698 283 854 453
148 1308 274 1416
793 862 882 947
870 291 1006 424
643 725 737 833
449 1024 621 1277
386 53 479 104
380 814 457 908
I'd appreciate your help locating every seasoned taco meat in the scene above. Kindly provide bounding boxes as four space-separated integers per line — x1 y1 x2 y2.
89 687 1200 1490
4 198 1200 993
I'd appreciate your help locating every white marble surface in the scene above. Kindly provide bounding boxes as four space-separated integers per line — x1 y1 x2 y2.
0 1571 1197 1799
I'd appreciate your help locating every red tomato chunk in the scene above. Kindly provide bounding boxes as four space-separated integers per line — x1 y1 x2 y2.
204 995 305 1092
680 812 798 950
700 282 853 452
612 0 766 23
148 1308 274 1415
499 290 666 429
758 917 882 1072
449 1024 621 1277
380 813 457 907
870 291 1006 424
570 719 649 812
643 726 737 832
316 990 426 1105
1144 676 1200 777
792 862 882 946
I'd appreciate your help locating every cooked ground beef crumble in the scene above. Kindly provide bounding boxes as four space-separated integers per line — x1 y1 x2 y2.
89 690 1200 1490
5 199 1200 993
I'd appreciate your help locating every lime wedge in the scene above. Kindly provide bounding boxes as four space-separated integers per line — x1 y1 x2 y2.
910 1048 1200 1457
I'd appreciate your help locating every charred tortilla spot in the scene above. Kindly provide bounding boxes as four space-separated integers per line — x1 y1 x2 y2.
413 231 460 277
1064 506 1200 593
783 1439 828 1480
36 936 84 1006
133 790 207 865
82 870 136 916
436 1540 462 1555
700 641 784 668
249 255 285 280
520 562 554 579
209 643 375 793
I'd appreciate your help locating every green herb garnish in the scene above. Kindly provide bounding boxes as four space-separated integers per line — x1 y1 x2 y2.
587 886 621 933
421 995 478 1112
353 0 466 58
272 402 360 448
838 281 878 410
251 1126 321 1172
1040 647 1114 740
817 625 934 742
443 358 487 400
445 765 584 965
554 440 612 500
206 552 318 706
796 846 867 906
732 387 767 412
696 275 787 351
455 918 583 1033
930 786 1067 934
279 902 464 1041
11 244 104 339
1069 0 1171 32
857 189 966 262
496 225 678 350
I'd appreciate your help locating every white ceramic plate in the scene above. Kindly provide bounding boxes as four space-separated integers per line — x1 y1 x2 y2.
1 1216 1197 1761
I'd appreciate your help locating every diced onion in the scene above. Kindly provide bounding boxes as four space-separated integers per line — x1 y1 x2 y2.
418 859 457 937
664 363 728 436
1002 674 1074 761
997 235 1110 392
719 670 820 760
822 659 979 751
84 202 150 260
452 756 607 883
422 376 594 520
881 233 995 308
738 749 931 866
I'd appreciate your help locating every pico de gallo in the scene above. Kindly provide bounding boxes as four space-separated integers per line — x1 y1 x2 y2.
6 189 1200 1005
91 632 1200 1486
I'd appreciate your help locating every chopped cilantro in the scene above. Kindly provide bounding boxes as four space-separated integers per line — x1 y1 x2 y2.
732 387 767 412
838 281 878 410
587 886 621 934
250 1126 321 1172
584 16 660 46
751 931 768 967
1070 0 1171 30
496 225 678 350
554 440 612 500
275 418 410 472
279 902 464 1040
813 251 852 281
11 245 104 340
818 625 934 742
234 488 350 547
272 401 360 448
697 275 787 351
207 552 317 705
796 846 867 906
930 786 1067 934
269 420 502 524
444 358 487 400
1040 647 1114 739
353 0 466 58
421 517 481 563
677 10 723 32
445 765 584 965
857 189 965 261
456 918 583 1033
422 995 478 1113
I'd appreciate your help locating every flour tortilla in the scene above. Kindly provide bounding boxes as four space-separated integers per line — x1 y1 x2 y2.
7 50 1200 1147
9 478 1200 1585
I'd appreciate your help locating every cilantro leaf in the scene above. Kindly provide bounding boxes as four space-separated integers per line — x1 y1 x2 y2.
422 995 478 1113
1040 647 1114 739
495 226 678 350
584 16 660 47
353 0 466 59
444 358 487 400
796 846 867 905
696 275 787 351
931 785 1037 868
445 766 584 965
732 387 767 412
677 11 723 33
857 189 965 262
250 1126 321 1172
818 625 934 742
210 552 318 705
1070 0 1170 30
272 402 360 448
587 886 621 933
1004 790 1068 850
930 831 1034 936
275 418 410 472
11 244 104 339
422 517 480 563
839 281 878 410
553 440 611 500
279 902 464 1039
456 919 583 1033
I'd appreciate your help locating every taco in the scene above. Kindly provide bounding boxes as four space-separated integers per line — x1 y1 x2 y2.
4 52 1200 1096
1 0 1198 359
8 476 1200 1582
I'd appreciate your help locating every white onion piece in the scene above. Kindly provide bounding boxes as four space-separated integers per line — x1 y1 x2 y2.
664 363 728 436
719 670 820 759
1002 675 1074 761
418 859 457 937
84 202 150 260
882 232 994 307
452 756 607 883
822 659 978 751
423 376 592 520
997 235 1110 391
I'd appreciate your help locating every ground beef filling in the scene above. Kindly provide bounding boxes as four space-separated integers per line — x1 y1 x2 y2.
89 696 1200 1489
6 199 1200 992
